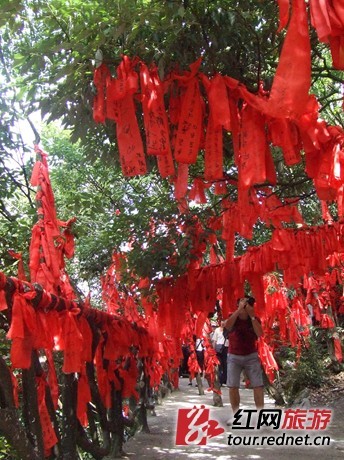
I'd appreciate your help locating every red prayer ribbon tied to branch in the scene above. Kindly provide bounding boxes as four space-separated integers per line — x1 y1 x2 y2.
92 1 344 215
308 0 344 70
269 0 311 118
6 288 37 369
30 147 76 298
257 337 279 384
277 0 344 70
140 63 175 177
36 376 58 457
9 146 183 456
108 56 147 176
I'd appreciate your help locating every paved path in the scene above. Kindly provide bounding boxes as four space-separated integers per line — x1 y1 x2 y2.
125 377 344 459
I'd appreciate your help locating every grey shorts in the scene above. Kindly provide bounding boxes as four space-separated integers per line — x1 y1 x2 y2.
226 352 263 388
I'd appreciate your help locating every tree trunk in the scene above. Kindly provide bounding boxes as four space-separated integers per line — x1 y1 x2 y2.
105 381 125 459
0 357 41 460
0 408 41 460
22 353 44 458
61 373 78 460
138 395 150 434
86 361 111 450
137 362 150 434
212 366 224 407
195 374 204 395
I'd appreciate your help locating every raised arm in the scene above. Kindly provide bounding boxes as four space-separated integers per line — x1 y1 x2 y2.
245 303 263 338
223 298 246 330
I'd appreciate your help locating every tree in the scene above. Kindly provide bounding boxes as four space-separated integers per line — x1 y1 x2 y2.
0 0 342 283
0 2 343 457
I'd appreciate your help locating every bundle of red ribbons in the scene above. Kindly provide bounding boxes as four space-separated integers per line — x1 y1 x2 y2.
93 0 344 210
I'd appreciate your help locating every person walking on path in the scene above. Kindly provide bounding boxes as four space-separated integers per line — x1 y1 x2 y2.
211 320 229 385
223 296 264 425
194 336 205 376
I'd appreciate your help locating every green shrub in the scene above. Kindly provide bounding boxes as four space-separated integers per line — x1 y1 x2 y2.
278 339 329 404
0 437 16 459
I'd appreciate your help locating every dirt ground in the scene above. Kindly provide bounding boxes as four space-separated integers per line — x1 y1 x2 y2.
308 370 344 444
123 375 344 459
309 371 344 408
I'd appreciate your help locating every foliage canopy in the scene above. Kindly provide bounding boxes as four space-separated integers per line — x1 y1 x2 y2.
0 0 343 288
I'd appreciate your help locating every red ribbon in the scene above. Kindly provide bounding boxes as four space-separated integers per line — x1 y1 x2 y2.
309 0 344 70
173 77 203 164
207 74 231 130
95 338 111 408
93 63 111 123
269 0 311 118
119 359 139 400
58 309 84 373
77 372 91 426
268 118 301 166
46 349 59 410
238 103 273 188
7 290 37 369
258 337 279 384
205 114 223 181
320 313 335 328
174 163 189 200
334 337 343 362
276 0 291 32
0 287 7 312
108 57 147 177
140 63 171 156
36 376 58 456
189 178 208 204
116 93 147 176
8 250 27 281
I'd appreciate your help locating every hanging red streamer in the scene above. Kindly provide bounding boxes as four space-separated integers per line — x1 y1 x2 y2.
269 0 311 118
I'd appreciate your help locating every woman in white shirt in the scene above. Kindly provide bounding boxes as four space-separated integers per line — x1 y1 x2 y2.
212 321 229 385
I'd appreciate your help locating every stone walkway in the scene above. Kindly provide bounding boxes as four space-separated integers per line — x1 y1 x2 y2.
124 377 344 459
